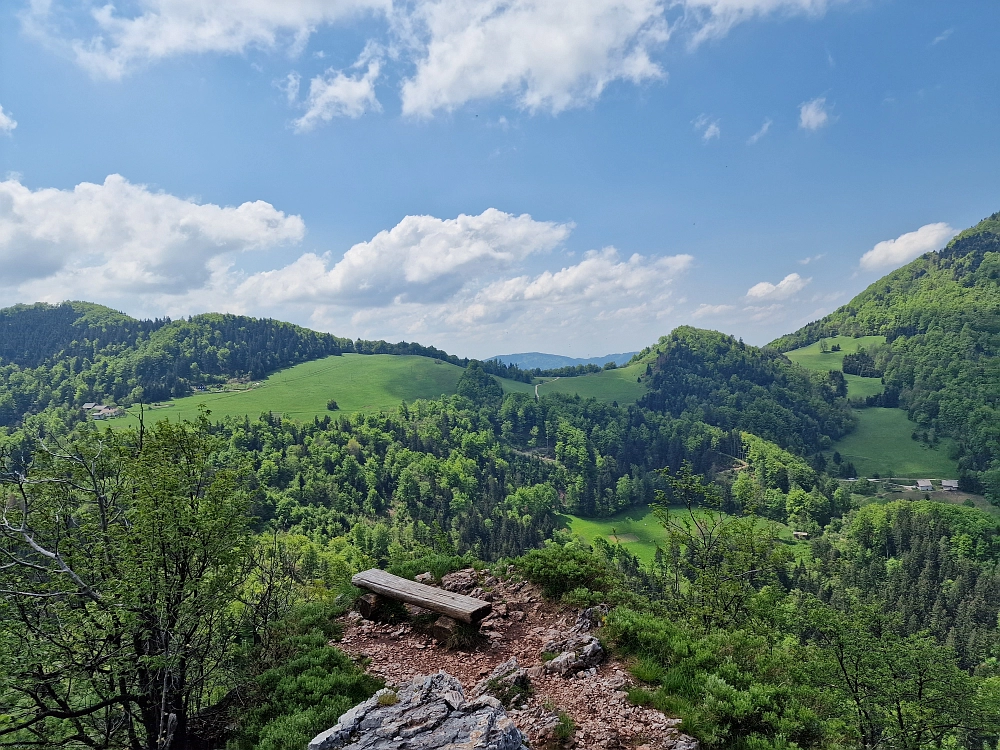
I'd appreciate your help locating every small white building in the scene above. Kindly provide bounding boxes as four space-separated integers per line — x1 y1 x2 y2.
941 480 959 491
916 479 933 492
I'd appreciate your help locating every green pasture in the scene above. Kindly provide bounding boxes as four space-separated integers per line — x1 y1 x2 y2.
564 505 807 565
784 335 886 399
535 361 647 404
784 335 886 370
829 408 959 479
112 354 533 428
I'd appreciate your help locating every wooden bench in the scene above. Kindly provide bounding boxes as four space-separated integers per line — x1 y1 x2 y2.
351 568 492 624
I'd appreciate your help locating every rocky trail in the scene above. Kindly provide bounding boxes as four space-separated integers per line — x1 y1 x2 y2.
334 568 697 749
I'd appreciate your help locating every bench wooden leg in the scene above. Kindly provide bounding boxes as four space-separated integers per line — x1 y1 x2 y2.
356 593 384 620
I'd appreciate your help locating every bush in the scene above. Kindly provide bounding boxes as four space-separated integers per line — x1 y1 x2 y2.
229 602 383 750
517 543 611 599
387 551 473 582
326 399 339 411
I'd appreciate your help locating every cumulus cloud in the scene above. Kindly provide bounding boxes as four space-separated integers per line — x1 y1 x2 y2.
0 105 16 134
693 114 720 141
0 173 699 352
399 0 668 116
747 118 771 144
294 59 382 130
237 209 572 306
0 174 303 300
859 222 956 271
27 0 856 121
320 246 693 349
799 96 831 130
745 272 810 299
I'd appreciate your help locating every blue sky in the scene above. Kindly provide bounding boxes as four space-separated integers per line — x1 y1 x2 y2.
0 0 997 357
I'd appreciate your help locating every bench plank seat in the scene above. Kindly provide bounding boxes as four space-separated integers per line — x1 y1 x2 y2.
351 569 492 624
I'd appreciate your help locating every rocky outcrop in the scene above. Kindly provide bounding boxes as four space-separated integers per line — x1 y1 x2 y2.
308 671 528 750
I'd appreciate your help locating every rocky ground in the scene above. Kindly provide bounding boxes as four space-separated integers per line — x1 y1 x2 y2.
335 569 697 750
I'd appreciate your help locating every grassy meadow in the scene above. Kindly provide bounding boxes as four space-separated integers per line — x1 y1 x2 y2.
535 360 647 404
113 353 534 428
784 336 959 478
829 408 959 479
784 335 886 399
564 505 809 565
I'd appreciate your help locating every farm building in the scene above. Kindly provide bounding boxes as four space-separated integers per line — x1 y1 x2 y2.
941 480 959 491
916 479 933 492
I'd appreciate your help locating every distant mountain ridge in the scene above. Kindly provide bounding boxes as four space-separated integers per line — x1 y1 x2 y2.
488 351 638 370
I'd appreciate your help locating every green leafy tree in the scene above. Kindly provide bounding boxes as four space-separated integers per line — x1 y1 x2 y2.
653 461 791 631
0 417 289 749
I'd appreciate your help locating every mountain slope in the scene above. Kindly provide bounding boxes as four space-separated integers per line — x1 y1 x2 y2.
771 211 1000 488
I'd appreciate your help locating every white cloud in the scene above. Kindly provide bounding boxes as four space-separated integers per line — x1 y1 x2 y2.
682 0 846 44
931 28 953 45
399 0 669 116
691 303 734 318
237 208 572 306
799 96 831 130
747 118 771 144
798 253 824 265
322 246 693 350
0 105 16 134
279 71 301 104
294 59 382 130
25 0 390 80
693 114 720 141
0 174 304 300
745 272 810 299
859 222 956 271
27 0 857 121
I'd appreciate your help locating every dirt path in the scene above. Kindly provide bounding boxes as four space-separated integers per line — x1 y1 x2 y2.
336 571 696 749
535 377 560 398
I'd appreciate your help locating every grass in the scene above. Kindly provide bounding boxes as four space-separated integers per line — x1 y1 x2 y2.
783 335 886 371
829 408 959 479
784 335 886 399
564 505 808 565
112 353 533 428
534 361 647 404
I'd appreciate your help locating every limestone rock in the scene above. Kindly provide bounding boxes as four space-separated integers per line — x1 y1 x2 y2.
308 671 528 750
542 632 605 677
472 658 531 709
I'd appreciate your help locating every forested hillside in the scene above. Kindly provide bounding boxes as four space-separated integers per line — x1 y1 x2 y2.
770 212 1000 495
636 327 854 455
0 303 534 426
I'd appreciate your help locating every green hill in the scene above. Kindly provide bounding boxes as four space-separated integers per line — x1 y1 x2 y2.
635 327 854 455
783 335 886 399
112 354 534 427
771 211 1000 496
534 360 647 404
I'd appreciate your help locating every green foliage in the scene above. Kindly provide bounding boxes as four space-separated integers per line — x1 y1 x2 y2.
518 542 612 599
230 602 382 750
638 327 854 454
771 211 1000 478
457 361 505 406
0 416 291 749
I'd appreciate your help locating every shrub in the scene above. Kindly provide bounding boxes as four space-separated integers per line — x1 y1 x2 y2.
229 603 383 750
326 399 339 411
518 543 611 599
